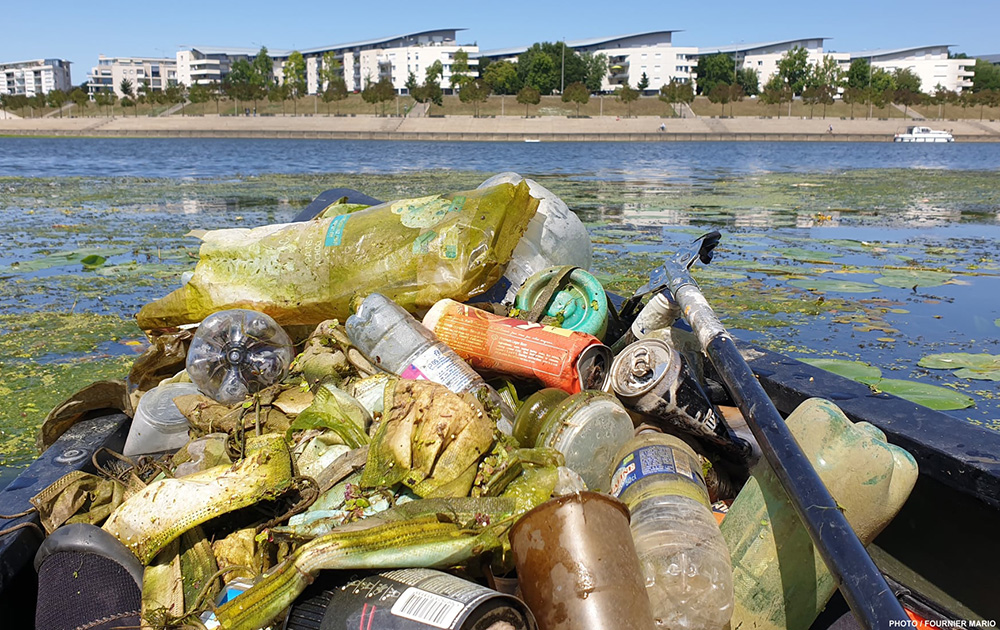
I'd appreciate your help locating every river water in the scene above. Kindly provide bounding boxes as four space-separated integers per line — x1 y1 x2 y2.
1 137 999 479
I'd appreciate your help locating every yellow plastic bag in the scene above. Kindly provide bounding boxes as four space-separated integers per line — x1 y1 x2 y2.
137 181 539 330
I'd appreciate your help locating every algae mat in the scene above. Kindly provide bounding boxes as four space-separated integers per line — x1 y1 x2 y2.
2 170 999 471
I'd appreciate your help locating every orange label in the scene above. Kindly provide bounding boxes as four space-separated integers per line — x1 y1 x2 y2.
430 303 601 393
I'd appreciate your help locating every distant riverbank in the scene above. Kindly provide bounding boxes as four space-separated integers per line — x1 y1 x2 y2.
3 114 1000 142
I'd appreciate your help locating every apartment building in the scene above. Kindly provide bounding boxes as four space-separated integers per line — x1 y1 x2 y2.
176 46 287 87
0 59 72 96
477 31 698 93
86 56 177 97
284 29 478 94
695 38 836 90
846 46 975 93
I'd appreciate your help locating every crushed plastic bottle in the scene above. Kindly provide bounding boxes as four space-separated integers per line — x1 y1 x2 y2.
345 293 514 433
610 431 734 630
185 309 295 405
477 173 592 304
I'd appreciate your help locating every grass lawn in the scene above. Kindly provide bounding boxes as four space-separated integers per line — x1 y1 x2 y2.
428 94 679 118
910 102 1000 121
689 96 909 120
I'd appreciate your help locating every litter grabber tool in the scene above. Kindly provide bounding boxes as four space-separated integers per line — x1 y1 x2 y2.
657 232 910 630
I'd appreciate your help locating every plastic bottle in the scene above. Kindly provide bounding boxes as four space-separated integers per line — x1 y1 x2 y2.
185 309 295 405
513 389 635 492
345 293 514 433
721 398 918 630
476 173 592 304
123 382 202 456
609 431 734 630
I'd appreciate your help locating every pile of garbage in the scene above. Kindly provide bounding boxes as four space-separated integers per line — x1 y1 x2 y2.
31 174 919 630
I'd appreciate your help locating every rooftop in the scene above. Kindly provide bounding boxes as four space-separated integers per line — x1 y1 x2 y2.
298 28 466 55
697 38 830 55
477 30 679 58
848 45 956 59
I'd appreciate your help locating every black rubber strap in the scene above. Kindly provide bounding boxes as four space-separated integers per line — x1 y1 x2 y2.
524 265 578 323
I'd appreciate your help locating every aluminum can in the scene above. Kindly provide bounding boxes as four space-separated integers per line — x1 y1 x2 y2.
610 338 747 460
283 568 536 630
423 299 611 393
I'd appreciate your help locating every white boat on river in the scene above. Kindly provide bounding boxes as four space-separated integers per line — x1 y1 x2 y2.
893 126 954 143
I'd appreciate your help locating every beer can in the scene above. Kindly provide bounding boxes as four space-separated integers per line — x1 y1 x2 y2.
423 299 611 393
610 338 746 459
283 568 536 630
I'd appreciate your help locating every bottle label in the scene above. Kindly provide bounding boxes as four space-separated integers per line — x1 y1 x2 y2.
324 214 350 247
400 345 479 393
610 444 704 499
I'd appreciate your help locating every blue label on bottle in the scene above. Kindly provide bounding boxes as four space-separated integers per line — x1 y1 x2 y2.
325 214 350 247
610 444 702 498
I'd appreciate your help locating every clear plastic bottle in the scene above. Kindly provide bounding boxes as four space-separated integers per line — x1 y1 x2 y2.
345 293 514 433
185 309 295 405
609 431 733 630
477 173 592 304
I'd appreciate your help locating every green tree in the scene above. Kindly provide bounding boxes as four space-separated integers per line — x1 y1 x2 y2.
561 81 590 116
323 77 349 115
187 83 210 115
636 72 650 92
251 46 273 111
450 49 472 91
522 49 558 95
777 46 811 95
581 52 607 93
482 60 520 95
46 89 67 117
728 83 745 116
207 81 223 115
405 71 420 95
69 88 88 115
516 85 541 117
283 51 307 115
615 83 639 117
761 74 791 118
225 58 254 111
459 78 491 116
375 76 396 116
870 68 896 94
808 55 843 91
425 60 444 83
119 78 136 116
707 83 731 116
846 58 871 90
802 86 820 118
736 67 759 96
695 53 735 95
320 51 343 92
971 58 1000 92
893 68 922 94
842 86 863 119
268 83 287 115
659 80 693 116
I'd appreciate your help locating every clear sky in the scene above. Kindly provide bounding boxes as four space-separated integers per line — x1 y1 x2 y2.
2 0 997 84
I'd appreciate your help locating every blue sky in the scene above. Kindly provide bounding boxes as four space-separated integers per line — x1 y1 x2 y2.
3 0 997 85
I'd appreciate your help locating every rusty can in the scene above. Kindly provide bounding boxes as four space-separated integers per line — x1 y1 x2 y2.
610 338 747 461
422 299 611 393
509 491 655 630
284 568 536 630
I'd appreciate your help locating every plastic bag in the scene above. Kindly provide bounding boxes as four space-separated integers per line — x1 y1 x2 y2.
137 181 539 330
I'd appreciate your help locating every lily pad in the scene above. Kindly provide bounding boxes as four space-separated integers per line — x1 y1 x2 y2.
995 318 1000 328
953 368 1000 382
778 248 841 263
80 255 106 270
874 379 975 411
788 278 880 293
918 353 1000 370
873 269 954 289
10 248 128 273
800 359 882 385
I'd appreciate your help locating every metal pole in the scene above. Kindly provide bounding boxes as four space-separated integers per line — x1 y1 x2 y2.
660 257 909 630
561 41 565 93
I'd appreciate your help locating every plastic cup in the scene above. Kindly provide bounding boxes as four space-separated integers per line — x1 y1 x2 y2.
509 491 655 630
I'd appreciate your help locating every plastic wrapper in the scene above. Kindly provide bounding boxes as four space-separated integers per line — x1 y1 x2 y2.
136 181 540 330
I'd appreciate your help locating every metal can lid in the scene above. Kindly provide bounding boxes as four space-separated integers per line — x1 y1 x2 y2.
576 343 613 392
610 338 676 398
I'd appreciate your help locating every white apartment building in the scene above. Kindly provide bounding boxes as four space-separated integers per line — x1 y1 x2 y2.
286 29 478 94
0 59 72 96
846 46 975 93
176 46 286 87
86 56 178 97
477 31 698 93
695 38 834 90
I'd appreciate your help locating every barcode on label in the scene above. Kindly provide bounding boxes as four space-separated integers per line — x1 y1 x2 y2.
390 587 465 628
